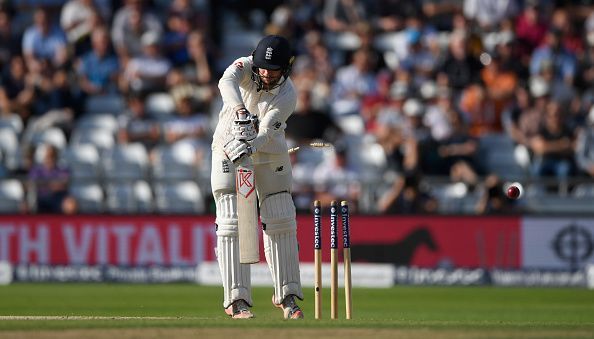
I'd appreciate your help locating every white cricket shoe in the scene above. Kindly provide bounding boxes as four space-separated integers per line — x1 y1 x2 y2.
225 299 254 319
273 295 304 319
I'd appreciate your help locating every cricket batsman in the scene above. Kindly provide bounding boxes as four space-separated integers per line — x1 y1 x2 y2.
211 35 304 319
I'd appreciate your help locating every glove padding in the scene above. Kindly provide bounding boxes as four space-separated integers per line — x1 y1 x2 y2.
224 139 256 164
232 108 258 141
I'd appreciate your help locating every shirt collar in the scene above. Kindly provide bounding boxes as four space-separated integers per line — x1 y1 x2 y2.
261 77 288 95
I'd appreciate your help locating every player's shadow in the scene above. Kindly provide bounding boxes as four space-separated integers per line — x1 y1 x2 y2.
350 227 438 265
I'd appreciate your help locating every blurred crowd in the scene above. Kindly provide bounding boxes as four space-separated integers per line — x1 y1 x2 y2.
1 0 594 215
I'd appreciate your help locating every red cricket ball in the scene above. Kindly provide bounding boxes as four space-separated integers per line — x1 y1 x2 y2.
506 183 522 200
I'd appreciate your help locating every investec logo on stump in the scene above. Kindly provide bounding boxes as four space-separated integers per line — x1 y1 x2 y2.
0 219 214 266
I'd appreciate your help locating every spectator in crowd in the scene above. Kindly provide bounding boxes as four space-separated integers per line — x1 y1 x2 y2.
28 144 76 214
399 28 440 88
400 98 432 172
22 8 68 71
436 108 480 189
120 31 172 94
264 4 296 39
285 89 341 145
458 83 499 137
480 50 518 118
76 26 120 96
475 174 518 214
0 150 7 178
530 100 576 180
373 81 409 172
350 22 386 72
20 67 75 150
163 10 193 65
111 0 163 62
577 17 594 91
289 144 317 213
493 35 528 84
377 170 438 214
28 63 78 120
168 0 209 32
291 30 334 108
162 81 211 170
301 30 335 83
117 90 160 151
371 0 421 32
0 55 34 122
423 86 455 142
165 94 209 148
509 77 549 148
463 0 520 32
575 106 594 177
60 0 103 56
312 143 361 211
437 31 483 95
330 48 376 131
421 0 462 31
0 7 20 72
550 7 583 56
168 67 212 111
515 0 548 59
360 71 393 132
323 0 369 34
11 144 34 177
530 28 576 85
182 30 215 87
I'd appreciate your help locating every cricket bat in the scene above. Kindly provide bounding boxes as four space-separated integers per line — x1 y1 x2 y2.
236 157 259 264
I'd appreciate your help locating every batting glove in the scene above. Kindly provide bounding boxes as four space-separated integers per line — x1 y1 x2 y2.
232 108 259 141
224 138 256 164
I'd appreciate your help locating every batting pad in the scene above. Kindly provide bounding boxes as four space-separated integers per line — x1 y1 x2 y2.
216 226 252 308
215 194 237 230
260 193 303 304
215 194 252 308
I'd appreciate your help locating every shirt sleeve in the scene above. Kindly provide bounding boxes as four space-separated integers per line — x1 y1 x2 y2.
22 29 35 55
575 129 594 171
251 86 297 150
218 56 251 110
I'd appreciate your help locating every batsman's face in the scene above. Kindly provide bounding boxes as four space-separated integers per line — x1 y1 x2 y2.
258 68 282 86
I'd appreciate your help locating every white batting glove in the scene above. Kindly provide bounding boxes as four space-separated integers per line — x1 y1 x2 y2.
232 108 259 141
224 139 256 164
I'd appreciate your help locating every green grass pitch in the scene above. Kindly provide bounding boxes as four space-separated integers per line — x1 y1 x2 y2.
0 283 593 338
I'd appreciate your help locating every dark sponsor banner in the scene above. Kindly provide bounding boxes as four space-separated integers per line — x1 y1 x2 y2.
13 264 198 283
8 263 591 287
490 269 587 287
394 266 487 285
0 216 216 266
392 267 588 287
296 215 521 269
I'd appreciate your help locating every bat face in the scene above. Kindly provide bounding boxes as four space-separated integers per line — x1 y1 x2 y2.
236 163 259 264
